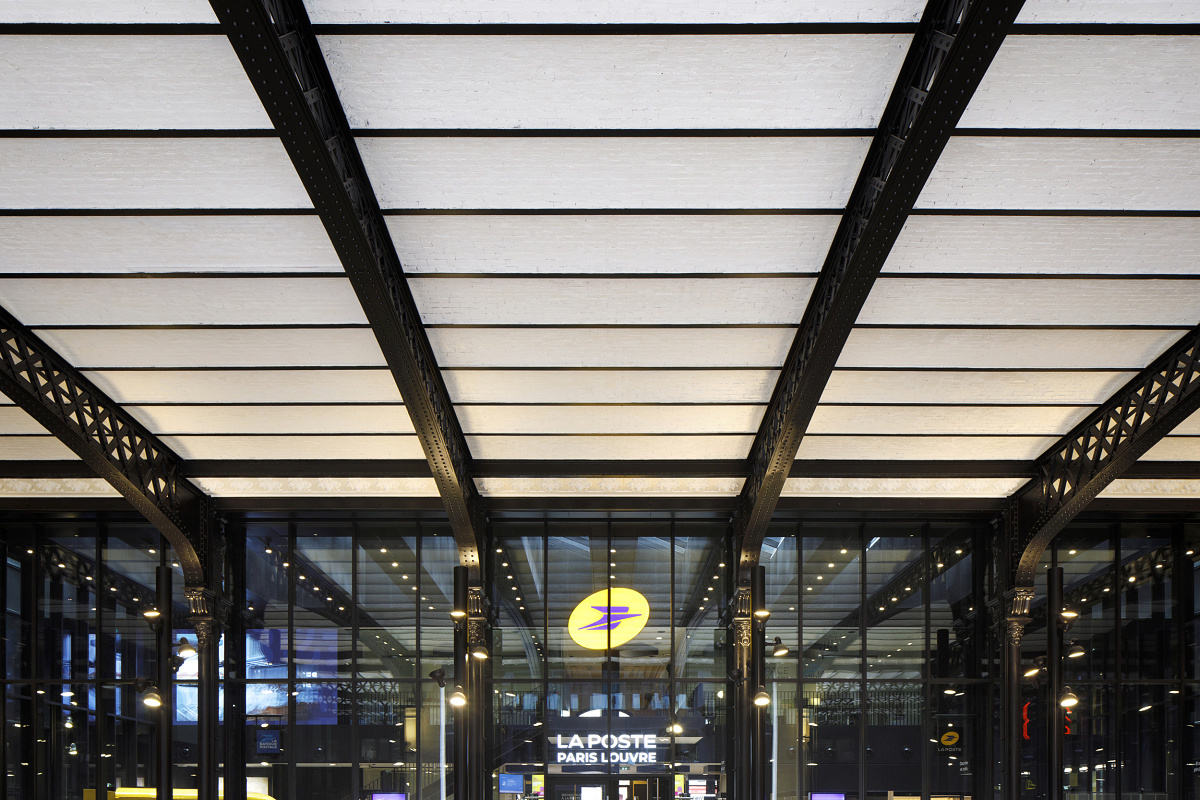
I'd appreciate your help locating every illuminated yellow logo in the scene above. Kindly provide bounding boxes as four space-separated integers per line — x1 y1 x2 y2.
940 731 960 747
567 588 650 650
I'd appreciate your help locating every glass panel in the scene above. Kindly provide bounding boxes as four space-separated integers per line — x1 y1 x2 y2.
246 524 289 679
928 683 986 799
495 681 545 772
864 531 924 680
1120 684 1177 798
803 681 860 800
1120 528 1176 679
420 527 460 674
100 526 160 683
674 526 725 680
421 680 454 800
802 527 861 680
1062 683 1115 799
493 524 545 681
865 682 923 798
547 526 608 681
767 679 798 800
610 527 670 681
929 525 981 681
1056 525 1117 680
674 681 723 772
764 529 799 681
357 524 418 680
294 526 353 679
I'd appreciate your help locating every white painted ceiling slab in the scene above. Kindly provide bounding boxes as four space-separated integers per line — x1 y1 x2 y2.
128 405 413 435
457 405 763 434
306 0 926 24
1168 409 1200 435
1101 479 1200 499
443 369 778 404
84 369 403 404
161 435 426 460
475 476 744 497
886 216 1200 275
0 216 339 274
193 476 441 497
858 278 1200 326
0 407 51 436
837 328 1183 369
408 277 814 325
466 434 754 460
387 214 840 275
960 37 1200 130
38 328 386 368
1016 0 1200 23
321 35 910 129
820 370 1136 404
428 328 796 368
357 137 872 209
0 139 313 209
0 437 78 460
0 478 117 497
796 435 1056 460
782 476 1028 497
1139 437 1200 461
807 404 1089 435
917 138 1200 210
0 0 218 23
0 278 368 326
1 36 272 130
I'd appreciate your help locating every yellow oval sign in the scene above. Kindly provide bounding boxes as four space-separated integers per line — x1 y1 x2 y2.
567 588 650 650
940 731 960 747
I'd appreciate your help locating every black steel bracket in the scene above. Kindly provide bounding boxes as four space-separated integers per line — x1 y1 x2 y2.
209 0 487 577
733 0 1026 581
1010 324 1200 588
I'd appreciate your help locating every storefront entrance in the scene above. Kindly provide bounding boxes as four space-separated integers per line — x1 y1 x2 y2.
547 775 670 800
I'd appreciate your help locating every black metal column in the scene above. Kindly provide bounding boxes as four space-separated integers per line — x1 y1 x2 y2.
188 588 223 800
452 565 491 800
727 581 757 800
225 532 248 800
1003 589 1033 800
156 564 174 800
1046 567 1064 800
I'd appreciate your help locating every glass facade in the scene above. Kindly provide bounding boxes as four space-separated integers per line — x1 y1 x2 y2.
0 510 1197 800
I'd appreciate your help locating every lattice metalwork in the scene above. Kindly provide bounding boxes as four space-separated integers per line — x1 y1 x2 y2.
734 0 1025 578
211 0 486 576
1011 325 1200 587
0 305 214 587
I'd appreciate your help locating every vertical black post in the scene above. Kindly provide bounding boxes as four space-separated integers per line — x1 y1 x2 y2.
225 531 247 800
750 566 768 800
1003 589 1032 800
728 582 754 800
1046 567 1063 800
195 613 220 800
452 565 468 800
156 564 174 800
452 562 491 800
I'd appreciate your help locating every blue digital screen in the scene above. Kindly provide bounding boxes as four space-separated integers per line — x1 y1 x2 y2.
371 794 406 800
499 774 525 794
256 730 280 754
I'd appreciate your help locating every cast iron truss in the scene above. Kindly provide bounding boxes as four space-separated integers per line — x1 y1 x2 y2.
0 304 218 590
209 0 487 578
1010 323 1200 589
733 0 1026 580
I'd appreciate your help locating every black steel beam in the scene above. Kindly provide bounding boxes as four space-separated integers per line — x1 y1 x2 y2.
732 0 1026 580
209 0 487 578
1010 324 1200 588
0 305 218 589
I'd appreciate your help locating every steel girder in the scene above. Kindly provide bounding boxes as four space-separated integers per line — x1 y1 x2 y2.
732 0 1025 580
209 0 487 578
1009 324 1200 589
0 305 220 591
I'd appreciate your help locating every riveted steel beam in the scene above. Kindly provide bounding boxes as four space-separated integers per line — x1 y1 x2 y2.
1010 324 1200 589
733 0 1026 580
209 0 486 578
0 304 219 590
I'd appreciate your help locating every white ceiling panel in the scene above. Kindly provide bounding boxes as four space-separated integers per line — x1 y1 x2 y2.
1170 409 1200 435
0 216 339 274
886 216 1200 275
0 139 313 209
466 434 753 460
838 328 1183 369
408 278 814 325
796 434 1056 460
475 476 744 497
306 0 926 24
84 369 403 404
782 476 1028 497
820 370 1136 404
0 407 51 435
1 36 272 130
443 369 778 404
387 214 840 275
0 478 117 497
161 435 425 460
807 404 1089 435
322 35 910 129
1016 0 1200 23
960 37 1200 130
917 138 1200 210
1140 437 1200 461
0 1 217 23
0 278 368 326
0 437 78 459
428 328 796 368
38 328 385 368
858 278 1200 326
193 476 440 496
128 405 413 434
357 137 872 209
457 405 762 434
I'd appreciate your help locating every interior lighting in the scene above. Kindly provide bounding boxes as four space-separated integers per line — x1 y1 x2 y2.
471 644 490 660
143 609 161 620
1139 704 1152 712
449 688 468 707
753 688 771 707
668 720 683 735
772 637 789 657
1024 666 1042 678
1060 688 1079 708
177 638 196 659
142 690 162 709
1067 640 1086 659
